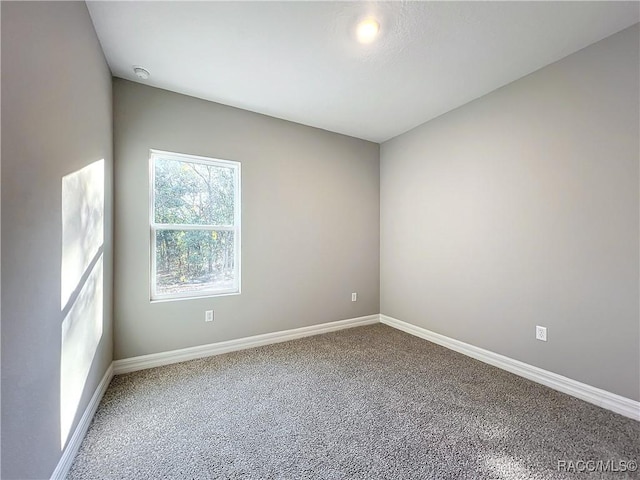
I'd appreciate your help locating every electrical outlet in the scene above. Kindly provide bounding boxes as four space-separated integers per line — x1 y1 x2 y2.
536 325 547 342
205 310 214 322
351 292 357 302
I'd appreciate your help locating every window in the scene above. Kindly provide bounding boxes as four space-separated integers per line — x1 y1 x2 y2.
150 150 240 300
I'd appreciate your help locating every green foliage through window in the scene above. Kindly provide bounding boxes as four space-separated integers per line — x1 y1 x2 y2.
150 151 240 299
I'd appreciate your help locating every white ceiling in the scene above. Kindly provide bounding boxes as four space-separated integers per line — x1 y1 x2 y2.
87 1 639 143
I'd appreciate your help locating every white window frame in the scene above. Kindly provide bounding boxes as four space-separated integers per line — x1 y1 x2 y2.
149 149 241 301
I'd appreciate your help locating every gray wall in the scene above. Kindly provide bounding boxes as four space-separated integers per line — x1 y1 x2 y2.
113 79 379 360
1 2 113 478
381 25 640 401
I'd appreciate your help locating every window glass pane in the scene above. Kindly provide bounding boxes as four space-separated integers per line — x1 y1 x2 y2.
155 229 236 296
154 158 235 225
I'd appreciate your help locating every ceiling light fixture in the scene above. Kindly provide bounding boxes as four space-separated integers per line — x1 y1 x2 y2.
356 18 380 44
133 66 150 80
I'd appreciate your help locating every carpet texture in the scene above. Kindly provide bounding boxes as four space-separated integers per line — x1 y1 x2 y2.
68 324 639 479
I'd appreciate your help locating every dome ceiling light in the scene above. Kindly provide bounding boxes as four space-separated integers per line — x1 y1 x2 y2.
356 18 380 44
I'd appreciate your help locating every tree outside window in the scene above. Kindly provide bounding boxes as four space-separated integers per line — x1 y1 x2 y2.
150 150 240 300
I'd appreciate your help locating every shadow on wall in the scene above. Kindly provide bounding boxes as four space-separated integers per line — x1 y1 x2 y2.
60 159 105 448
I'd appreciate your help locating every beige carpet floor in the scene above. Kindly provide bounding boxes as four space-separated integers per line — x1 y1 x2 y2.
68 324 639 479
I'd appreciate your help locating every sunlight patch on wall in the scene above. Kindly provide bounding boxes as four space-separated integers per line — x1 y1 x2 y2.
61 160 104 309
60 257 103 447
60 159 105 448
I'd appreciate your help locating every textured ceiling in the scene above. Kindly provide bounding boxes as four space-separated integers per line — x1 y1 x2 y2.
87 1 639 143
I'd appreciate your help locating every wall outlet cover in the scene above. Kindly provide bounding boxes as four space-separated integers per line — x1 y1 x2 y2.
536 325 547 342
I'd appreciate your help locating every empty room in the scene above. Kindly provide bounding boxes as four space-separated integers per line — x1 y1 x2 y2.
1 1 639 479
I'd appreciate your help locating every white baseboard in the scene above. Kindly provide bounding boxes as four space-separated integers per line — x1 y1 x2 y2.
380 314 640 421
51 364 114 480
113 314 379 375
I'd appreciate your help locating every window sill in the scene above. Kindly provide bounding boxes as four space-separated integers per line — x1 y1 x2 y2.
150 290 241 303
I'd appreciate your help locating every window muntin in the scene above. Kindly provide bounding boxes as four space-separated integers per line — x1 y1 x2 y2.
150 150 240 300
